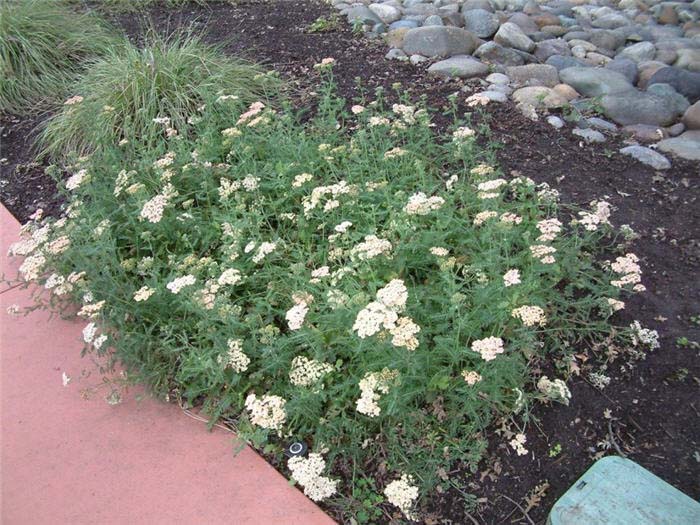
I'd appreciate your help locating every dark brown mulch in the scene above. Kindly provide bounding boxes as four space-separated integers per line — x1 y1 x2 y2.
1 1 697 523
0 113 63 223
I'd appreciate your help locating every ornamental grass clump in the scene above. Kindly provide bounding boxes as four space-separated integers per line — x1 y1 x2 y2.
9 64 659 522
0 0 117 113
40 32 280 159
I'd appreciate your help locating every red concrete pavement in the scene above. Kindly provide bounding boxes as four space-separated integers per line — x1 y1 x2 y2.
0 205 335 525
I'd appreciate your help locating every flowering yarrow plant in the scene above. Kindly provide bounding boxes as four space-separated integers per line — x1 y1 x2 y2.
6 79 653 523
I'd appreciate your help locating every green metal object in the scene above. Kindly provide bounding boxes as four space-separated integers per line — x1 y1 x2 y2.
548 456 700 525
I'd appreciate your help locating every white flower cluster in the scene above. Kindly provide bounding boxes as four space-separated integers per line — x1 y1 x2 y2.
78 299 105 319
500 212 522 224
166 274 196 294
140 194 168 223
66 169 89 191
530 244 557 264
219 339 250 373
610 253 644 291
289 356 333 387
353 280 419 349
153 152 176 169
292 172 313 187
509 433 528 456
250 241 277 264
82 322 107 350
511 305 547 327
536 218 562 242
477 178 507 199
133 285 155 302
244 393 286 430
286 300 309 331
404 192 444 215
236 101 265 126
578 200 611 231
384 474 419 521
630 320 660 350
430 246 449 257
217 268 242 286
390 316 421 351
392 103 420 125
473 210 497 226
310 266 330 283
537 376 571 405
607 298 625 311
288 453 339 502
351 235 392 260
470 164 494 178
471 336 505 361
19 253 46 281
356 368 399 417
503 269 521 287
452 126 475 141
461 370 482 385
302 180 355 216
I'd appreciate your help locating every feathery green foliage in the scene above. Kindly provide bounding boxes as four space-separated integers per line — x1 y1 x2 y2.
0 0 116 114
9 67 657 521
40 32 280 158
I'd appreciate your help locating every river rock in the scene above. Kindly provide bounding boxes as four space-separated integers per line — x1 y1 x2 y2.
547 115 565 128
605 58 638 84
559 67 633 96
369 4 402 24
675 48 700 73
619 145 671 169
534 38 571 61
656 130 700 160
346 5 382 24
427 55 489 78
622 124 668 142
553 83 579 100
505 64 560 87
585 117 617 132
494 22 536 52
601 90 681 126
573 127 606 142
618 41 656 63
512 86 567 108
463 9 500 38
486 72 511 85
475 41 526 66
546 56 587 72
592 13 631 30
402 26 478 58
647 67 700 103
646 83 690 115
681 101 700 130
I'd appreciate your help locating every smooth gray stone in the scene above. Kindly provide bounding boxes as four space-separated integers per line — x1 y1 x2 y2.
656 131 700 161
475 41 526 66
462 9 499 38
606 58 639 85
619 145 671 169
402 26 478 57
494 22 536 52
647 67 700 103
601 90 683 126
573 127 606 142
427 55 489 78
559 67 633 96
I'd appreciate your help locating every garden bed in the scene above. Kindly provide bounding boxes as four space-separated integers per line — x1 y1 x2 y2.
1 1 698 523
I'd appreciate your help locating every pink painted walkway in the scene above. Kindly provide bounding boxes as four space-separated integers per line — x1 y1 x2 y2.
0 205 335 525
